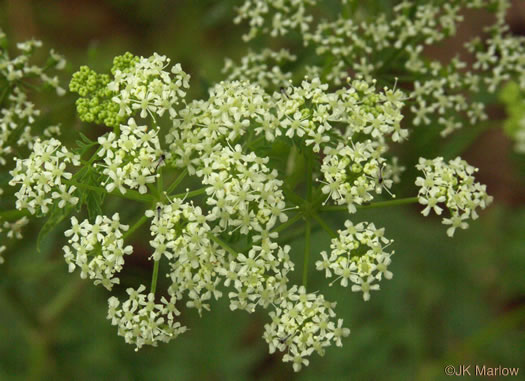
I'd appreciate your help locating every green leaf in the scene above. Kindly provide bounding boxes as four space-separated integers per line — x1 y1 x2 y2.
77 167 106 222
74 132 97 156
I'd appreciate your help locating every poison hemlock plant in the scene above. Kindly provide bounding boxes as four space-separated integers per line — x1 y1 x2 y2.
3 0 523 372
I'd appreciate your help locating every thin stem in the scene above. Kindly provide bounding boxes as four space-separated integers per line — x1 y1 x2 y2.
165 168 188 195
86 145 103 165
208 232 238 257
171 187 207 199
283 185 305 207
245 135 264 149
320 196 419 212
271 212 304 234
311 212 337 238
157 167 163 199
123 214 148 240
306 154 313 202
302 152 314 288
150 260 160 294
303 219 311 287
66 180 155 203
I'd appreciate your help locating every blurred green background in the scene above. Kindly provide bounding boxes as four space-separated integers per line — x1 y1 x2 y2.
1 1 524 380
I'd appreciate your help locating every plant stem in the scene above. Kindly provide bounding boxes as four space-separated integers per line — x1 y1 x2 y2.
157 167 163 199
165 168 188 195
123 214 148 240
306 154 313 202
208 232 238 257
302 152 314 287
171 187 207 199
320 196 419 212
150 259 160 294
303 219 311 287
271 212 304 233
311 212 337 238
66 179 155 203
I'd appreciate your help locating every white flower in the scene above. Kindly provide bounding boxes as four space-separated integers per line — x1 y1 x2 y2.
96 118 162 195
317 220 395 301
63 213 132 290
415 156 493 237
263 285 349 372
108 54 190 121
9 138 79 215
107 286 187 350
147 200 224 315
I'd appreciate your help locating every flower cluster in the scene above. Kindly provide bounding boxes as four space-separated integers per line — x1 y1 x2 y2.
415 157 493 237
107 285 187 350
95 118 162 194
168 76 406 182
108 53 190 121
263 286 350 372
166 80 267 173
9 138 80 215
223 48 296 89
235 0 524 137
63 214 133 290
71 62 404 366
316 221 394 301
2 0 507 370
4 34 497 372
234 0 316 41
270 77 406 147
320 142 395 213
1 29 65 194
70 52 190 127
198 145 288 233
222 241 294 313
146 199 224 314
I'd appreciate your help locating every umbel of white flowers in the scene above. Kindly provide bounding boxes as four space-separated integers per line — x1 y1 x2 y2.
415 157 493 237
233 0 525 146
0 30 66 261
6 47 493 372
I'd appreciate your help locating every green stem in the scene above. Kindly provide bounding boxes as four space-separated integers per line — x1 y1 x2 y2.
271 212 304 233
311 212 337 238
306 154 313 202
157 167 163 198
165 168 188 195
150 259 160 294
123 214 148 240
283 185 305 207
303 219 311 287
171 187 207 199
66 180 154 203
208 232 238 257
245 135 264 149
320 196 419 212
